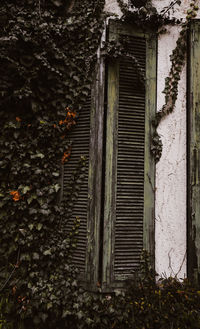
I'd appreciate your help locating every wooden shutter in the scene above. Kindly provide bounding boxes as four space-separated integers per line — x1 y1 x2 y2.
62 52 105 287
102 21 156 289
188 20 200 282
63 96 91 276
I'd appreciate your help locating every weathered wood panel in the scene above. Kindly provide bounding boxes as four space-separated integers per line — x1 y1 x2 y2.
86 45 105 288
62 47 105 287
102 21 156 290
63 97 91 275
188 20 200 282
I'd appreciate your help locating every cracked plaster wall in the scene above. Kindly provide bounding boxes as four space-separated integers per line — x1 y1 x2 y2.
105 0 200 278
155 25 187 278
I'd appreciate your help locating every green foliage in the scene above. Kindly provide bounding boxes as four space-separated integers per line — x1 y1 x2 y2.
4 251 200 329
116 1 198 162
114 0 189 162
156 0 199 125
160 0 182 18
0 0 105 119
0 0 105 327
117 0 182 28
101 37 145 84
0 296 13 329
151 0 199 161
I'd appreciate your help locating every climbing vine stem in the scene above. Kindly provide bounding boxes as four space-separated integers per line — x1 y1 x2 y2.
152 0 199 161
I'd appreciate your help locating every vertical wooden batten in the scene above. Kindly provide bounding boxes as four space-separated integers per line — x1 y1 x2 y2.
143 34 156 267
86 37 106 289
102 21 119 288
188 20 200 282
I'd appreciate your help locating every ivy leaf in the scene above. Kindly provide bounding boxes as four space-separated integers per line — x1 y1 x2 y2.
27 194 37 205
14 131 20 139
21 186 31 194
86 318 93 325
29 208 37 215
24 163 31 168
77 311 84 319
31 153 45 159
19 229 26 236
52 172 59 177
28 224 34 230
73 76 80 83
54 184 61 192
35 169 42 174
40 209 51 215
47 302 53 310
62 310 72 317
20 253 31 261
37 223 43 231
33 252 40 260
43 249 51 256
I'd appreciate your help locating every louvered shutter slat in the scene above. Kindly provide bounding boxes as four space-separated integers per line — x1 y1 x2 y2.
114 35 146 276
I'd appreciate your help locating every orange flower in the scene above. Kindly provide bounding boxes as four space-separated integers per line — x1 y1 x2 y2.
58 107 77 130
71 112 76 119
16 117 21 122
62 147 71 164
66 111 71 118
53 124 57 128
10 190 20 201
66 110 76 119
65 107 76 118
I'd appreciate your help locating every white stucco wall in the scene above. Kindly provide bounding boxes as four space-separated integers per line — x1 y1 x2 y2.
153 0 200 278
155 25 187 278
104 0 123 16
105 0 200 278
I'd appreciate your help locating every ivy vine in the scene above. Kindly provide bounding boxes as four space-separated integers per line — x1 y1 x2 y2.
0 0 105 327
152 0 199 161
116 0 182 28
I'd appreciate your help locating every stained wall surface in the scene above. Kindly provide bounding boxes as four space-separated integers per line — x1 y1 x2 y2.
104 0 200 278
